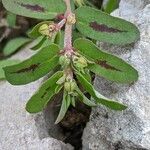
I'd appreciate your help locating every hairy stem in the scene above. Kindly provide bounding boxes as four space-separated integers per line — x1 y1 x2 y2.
64 0 73 55
63 0 74 80
64 0 72 12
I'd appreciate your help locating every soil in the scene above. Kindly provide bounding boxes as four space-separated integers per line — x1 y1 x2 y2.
60 103 91 150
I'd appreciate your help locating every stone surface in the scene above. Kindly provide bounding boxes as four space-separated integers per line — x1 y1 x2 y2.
82 0 150 150
0 44 73 150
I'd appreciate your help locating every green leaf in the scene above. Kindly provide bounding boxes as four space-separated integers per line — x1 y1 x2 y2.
76 72 127 110
31 36 47 50
54 31 62 46
0 59 20 80
40 38 54 50
74 38 138 83
3 37 31 56
71 96 76 107
75 6 140 45
76 87 96 107
4 44 60 85
31 36 52 51
74 0 85 7
72 30 83 41
55 85 63 94
55 90 70 124
26 71 63 113
84 0 97 8
81 69 92 83
103 0 120 14
28 21 52 38
6 12 16 27
66 94 71 108
2 0 66 20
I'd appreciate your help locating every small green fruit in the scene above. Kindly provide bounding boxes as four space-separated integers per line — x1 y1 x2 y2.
78 57 88 67
73 56 88 72
39 24 49 36
59 55 71 68
64 81 77 93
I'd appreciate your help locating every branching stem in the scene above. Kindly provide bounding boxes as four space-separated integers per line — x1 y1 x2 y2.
56 18 66 30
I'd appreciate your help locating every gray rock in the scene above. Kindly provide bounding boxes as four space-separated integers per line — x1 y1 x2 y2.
82 0 150 150
0 44 73 150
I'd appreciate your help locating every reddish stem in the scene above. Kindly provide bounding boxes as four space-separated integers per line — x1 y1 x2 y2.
62 0 74 80
56 18 66 30
64 0 73 56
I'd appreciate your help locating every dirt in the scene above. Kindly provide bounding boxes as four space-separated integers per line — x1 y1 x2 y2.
60 103 91 150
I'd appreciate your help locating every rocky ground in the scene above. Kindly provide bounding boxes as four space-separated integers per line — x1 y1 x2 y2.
82 0 150 149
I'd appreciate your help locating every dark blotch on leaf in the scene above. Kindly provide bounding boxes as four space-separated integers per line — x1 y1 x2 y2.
97 60 121 71
41 86 51 98
46 86 51 91
90 21 126 33
14 63 40 73
41 91 47 98
17 2 45 12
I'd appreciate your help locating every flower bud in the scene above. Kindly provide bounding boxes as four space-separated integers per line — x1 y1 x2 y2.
73 56 88 71
78 57 88 67
67 13 76 25
49 24 55 32
64 81 77 93
59 55 70 68
38 24 49 36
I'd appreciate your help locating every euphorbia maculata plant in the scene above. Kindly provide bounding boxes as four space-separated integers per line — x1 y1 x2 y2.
2 0 140 123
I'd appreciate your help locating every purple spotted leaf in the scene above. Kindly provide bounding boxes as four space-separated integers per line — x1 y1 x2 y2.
3 44 60 85
0 59 20 80
75 6 140 45
74 38 138 83
2 0 66 20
